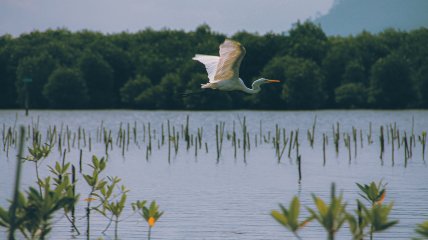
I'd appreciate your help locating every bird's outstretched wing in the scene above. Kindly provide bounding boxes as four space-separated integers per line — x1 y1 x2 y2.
214 39 246 81
192 54 219 82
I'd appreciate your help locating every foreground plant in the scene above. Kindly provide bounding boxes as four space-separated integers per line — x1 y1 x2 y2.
132 200 164 240
307 183 348 240
93 176 129 238
348 200 398 240
48 161 80 234
415 220 428 239
0 177 77 240
271 196 313 239
347 181 397 240
83 155 107 239
356 181 386 206
23 143 53 194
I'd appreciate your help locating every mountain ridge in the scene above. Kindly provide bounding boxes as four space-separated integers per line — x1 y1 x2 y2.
314 0 428 36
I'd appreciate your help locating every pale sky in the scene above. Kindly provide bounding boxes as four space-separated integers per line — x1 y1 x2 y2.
0 0 335 36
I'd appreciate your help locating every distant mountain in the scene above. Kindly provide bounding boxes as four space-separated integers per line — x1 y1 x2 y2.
314 0 428 36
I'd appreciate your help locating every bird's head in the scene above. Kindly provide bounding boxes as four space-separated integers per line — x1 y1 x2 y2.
248 78 281 94
253 78 281 87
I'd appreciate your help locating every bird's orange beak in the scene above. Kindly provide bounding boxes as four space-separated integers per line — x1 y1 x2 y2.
267 80 280 83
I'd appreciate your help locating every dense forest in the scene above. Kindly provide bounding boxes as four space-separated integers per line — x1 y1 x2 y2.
1 22 427 110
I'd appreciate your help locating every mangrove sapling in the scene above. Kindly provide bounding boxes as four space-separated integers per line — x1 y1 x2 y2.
306 183 348 240
352 181 398 240
0 177 77 240
356 181 387 207
360 201 398 240
415 220 428 238
48 162 80 234
347 201 367 240
23 142 53 195
93 176 129 238
132 200 164 240
271 196 313 240
82 155 107 239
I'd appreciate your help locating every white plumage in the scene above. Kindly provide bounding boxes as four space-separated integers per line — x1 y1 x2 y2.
192 39 280 94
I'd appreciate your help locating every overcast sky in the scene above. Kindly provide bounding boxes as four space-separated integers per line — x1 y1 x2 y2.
0 0 335 36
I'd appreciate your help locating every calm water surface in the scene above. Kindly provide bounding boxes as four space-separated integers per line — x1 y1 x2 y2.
0 110 427 239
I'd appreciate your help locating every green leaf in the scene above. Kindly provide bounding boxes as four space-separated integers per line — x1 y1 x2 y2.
83 174 93 186
0 207 9 222
313 195 327 216
271 210 288 227
289 196 300 224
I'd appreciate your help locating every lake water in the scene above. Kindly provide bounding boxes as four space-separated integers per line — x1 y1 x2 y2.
0 110 427 239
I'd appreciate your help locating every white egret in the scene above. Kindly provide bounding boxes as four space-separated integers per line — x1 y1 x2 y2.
192 39 280 94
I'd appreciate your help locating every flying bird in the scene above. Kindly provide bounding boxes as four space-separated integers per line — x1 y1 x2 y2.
192 39 280 94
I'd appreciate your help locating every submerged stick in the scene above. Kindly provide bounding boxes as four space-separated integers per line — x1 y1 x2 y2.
9 126 25 240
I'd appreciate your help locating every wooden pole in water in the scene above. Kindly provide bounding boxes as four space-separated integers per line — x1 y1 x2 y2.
216 124 219 162
297 155 302 183
390 125 395 166
404 133 409 167
352 127 357 157
62 149 67 167
380 126 384 160
71 164 76 215
323 133 326 166
420 132 426 161
89 134 92 152
232 121 237 159
167 120 171 163
79 149 82 173
243 117 247 163
288 131 294 158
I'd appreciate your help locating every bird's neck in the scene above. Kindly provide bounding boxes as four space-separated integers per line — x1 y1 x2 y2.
242 79 264 94
242 87 259 94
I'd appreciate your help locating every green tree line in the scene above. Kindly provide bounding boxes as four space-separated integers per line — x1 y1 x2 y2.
1 22 427 110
